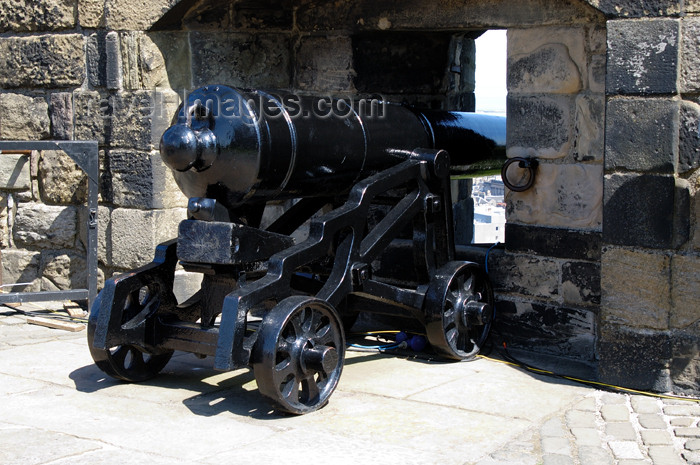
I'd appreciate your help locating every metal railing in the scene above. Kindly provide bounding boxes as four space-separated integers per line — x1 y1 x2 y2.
0 141 98 310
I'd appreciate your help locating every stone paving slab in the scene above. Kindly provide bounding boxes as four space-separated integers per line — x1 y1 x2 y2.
1 309 699 464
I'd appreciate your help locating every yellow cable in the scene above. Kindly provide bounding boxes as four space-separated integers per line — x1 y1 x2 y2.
477 355 700 403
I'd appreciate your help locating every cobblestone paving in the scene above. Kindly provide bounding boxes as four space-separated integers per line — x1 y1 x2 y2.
473 391 700 465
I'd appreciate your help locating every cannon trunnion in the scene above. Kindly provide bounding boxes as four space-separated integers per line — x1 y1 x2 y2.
88 86 503 414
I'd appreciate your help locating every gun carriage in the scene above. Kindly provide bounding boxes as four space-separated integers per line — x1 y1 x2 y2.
88 85 506 414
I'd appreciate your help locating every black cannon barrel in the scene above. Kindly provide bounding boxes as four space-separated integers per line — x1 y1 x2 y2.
160 85 505 207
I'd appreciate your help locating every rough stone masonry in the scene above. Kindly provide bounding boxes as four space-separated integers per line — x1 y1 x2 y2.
0 0 697 396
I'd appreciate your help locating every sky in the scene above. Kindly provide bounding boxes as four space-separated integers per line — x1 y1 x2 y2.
474 29 508 115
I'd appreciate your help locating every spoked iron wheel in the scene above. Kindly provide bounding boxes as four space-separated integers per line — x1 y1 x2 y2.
253 296 345 414
423 261 495 360
87 285 173 382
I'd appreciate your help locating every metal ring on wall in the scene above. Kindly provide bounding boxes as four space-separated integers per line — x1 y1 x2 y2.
501 157 538 192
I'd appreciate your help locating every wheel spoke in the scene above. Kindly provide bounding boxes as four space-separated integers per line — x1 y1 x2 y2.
273 358 295 384
301 374 320 404
109 346 129 366
445 326 458 348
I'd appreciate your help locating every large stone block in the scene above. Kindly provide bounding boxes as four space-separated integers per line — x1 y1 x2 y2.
0 249 41 292
601 246 670 330
147 32 191 92
507 95 574 159
296 35 354 92
79 0 104 28
105 0 178 31
488 252 559 299
13 203 77 249
0 93 50 140
604 174 689 248
190 32 290 89
0 0 75 32
681 17 700 93
573 94 605 162
508 27 587 80
508 44 582 94
40 251 104 292
506 163 603 230
86 31 107 88
106 150 186 209
0 34 85 88
49 93 73 140
494 298 596 360
505 224 602 261
586 0 681 17
38 150 87 205
74 90 174 151
670 254 700 329
597 324 671 393
605 97 678 173
0 155 30 190
670 326 700 395
606 18 679 95
352 31 452 95
562 260 601 306
680 100 700 173
110 207 185 269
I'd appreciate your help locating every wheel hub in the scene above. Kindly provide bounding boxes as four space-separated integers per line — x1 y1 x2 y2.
302 344 339 374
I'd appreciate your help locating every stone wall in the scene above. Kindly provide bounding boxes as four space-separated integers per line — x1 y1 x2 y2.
0 0 186 293
0 0 697 396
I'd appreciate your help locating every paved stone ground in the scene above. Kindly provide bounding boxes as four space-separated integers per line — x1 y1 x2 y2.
1 305 698 465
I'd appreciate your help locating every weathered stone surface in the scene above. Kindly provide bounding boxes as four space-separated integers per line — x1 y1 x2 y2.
606 18 679 95
106 150 186 209
40 251 104 292
506 163 603 230
605 97 679 173
508 26 586 88
598 324 671 392
147 32 191 91
0 94 50 140
495 299 596 359
0 155 30 190
295 0 602 32
0 0 75 32
561 261 600 306
0 35 85 88
505 224 602 261
671 327 700 394
190 32 290 89
508 44 581 94
601 247 670 330
573 94 605 162
106 31 121 90
681 17 700 93
670 255 700 329
0 194 9 248
588 54 606 93
489 253 559 298
110 208 185 269
105 0 178 30
86 31 107 88
585 0 681 17
74 91 163 151
13 203 77 249
49 93 73 140
680 100 700 173
603 174 676 248
296 36 354 92
137 34 171 89
507 95 574 159
352 32 451 95
38 150 87 205
0 249 40 292
79 0 104 28
673 178 691 248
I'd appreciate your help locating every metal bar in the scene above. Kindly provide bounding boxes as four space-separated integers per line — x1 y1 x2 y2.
0 289 89 303
0 141 99 309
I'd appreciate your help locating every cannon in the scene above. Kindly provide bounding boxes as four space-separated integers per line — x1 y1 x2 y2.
88 85 506 414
